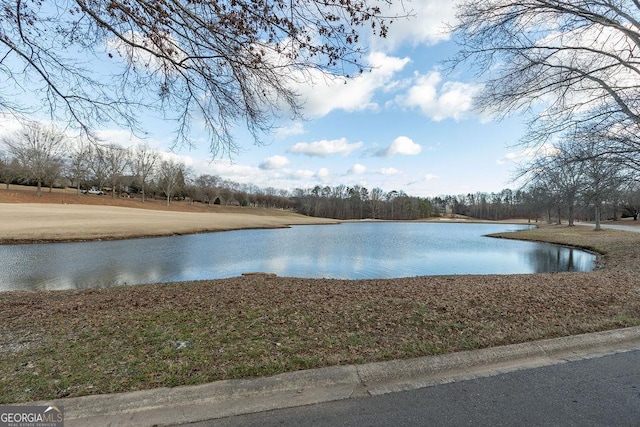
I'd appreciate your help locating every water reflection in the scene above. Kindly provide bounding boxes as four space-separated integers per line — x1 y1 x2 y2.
0 222 596 291
524 247 592 273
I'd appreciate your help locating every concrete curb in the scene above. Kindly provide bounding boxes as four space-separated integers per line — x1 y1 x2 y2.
28 326 640 427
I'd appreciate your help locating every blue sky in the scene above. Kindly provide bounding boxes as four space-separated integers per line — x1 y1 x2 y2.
169 1 532 197
1 1 533 198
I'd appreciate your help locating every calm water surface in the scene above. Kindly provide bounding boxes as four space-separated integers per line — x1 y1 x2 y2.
0 222 596 291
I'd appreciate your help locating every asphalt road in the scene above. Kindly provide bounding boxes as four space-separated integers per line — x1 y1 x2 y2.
192 350 640 427
576 221 640 233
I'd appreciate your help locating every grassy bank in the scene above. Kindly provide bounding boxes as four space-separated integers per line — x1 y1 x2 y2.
1 224 640 404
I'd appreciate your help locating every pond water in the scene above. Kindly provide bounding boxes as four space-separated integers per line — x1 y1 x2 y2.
0 222 596 291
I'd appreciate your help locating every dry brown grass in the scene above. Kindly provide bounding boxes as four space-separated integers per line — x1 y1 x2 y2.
0 186 337 243
0 184 295 215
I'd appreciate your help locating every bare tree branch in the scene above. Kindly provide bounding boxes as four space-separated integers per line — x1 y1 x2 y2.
0 0 403 156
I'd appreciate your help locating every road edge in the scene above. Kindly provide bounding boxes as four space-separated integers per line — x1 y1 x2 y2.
25 326 640 427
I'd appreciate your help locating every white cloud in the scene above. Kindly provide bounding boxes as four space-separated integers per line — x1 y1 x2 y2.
378 167 400 175
498 144 559 165
288 137 363 157
274 122 305 139
425 173 440 181
259 155 290 170
197 158 329 189
348 164 367 175
289 169 316 180
0 115 25 139
402 71 481 121
196 160 261 182
374 0 458 50
380 136 422 157
317 167 330 180
94 129 151 148
294 52 410 118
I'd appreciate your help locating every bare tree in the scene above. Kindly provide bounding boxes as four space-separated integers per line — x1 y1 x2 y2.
157 159 185 206
43 157 65 192
1 1 401 156
101 144 131 198
66 139 92 195
131 144 158 202
517 144 586 226
86 144 109 193
1 122 67 195
0 152 21 189
623 183 640 220
569 137 626 230
452 2 640 155
193 174 220 205
369 187 384 219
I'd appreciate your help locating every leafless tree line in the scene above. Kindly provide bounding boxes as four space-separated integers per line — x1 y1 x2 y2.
290 186 436 220
451 1 640 227
0 121 187 205
515 134 640 230
432 177 640 228
0 122 299 209
291 179 640 223
4 122 639 223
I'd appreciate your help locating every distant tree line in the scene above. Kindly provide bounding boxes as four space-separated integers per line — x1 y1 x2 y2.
514 135 640 230
0 122 188 206
436 184 640 227
290 186 435 220
3 122 640 224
